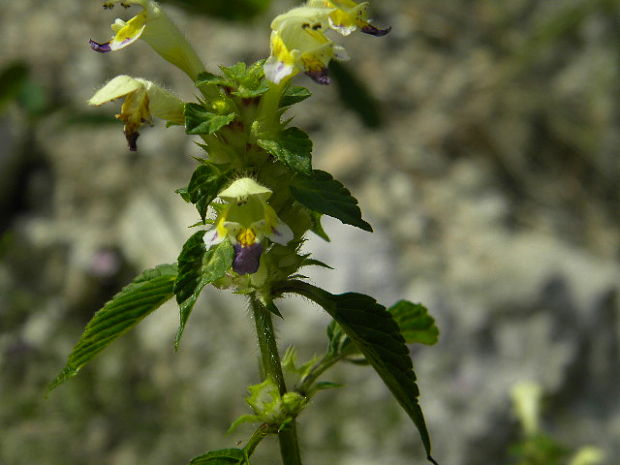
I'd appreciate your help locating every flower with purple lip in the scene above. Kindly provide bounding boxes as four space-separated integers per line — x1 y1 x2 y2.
89 0 205 80
205 178 294 276
264 6 349 85
264 1 390 85
307 0 391 37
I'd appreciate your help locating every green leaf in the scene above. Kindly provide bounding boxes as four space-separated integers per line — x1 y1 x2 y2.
313 381 343 391
49 264 177 391
389 301 439 346
290 170 372 232
258 127 313 176
188 219 214 228
220 62 247 82
195 71 230 88
280 86 311 107
198 61 268 98
265 300 283 319
326 319 353 357
185 163 230 221
188 448 247 465
328 300 439 357
174 232 234 348
300 258 333 270
233 85 270 99
232 61 269 98
228 414 260 433
185 103 236 135
309 211 330 241
277 280 437 464
281 346 319 379
175 187 192 203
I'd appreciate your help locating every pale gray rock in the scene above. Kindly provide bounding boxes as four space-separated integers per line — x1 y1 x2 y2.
1 1 618 465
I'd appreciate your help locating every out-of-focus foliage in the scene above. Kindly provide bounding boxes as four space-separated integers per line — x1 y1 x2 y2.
0 62 29 113
0 61 47 117
163 0 271 21
329 61 382 129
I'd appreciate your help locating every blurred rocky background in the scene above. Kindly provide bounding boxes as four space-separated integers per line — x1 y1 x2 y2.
1 0 619 464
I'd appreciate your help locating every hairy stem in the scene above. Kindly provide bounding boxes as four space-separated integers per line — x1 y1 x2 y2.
250 295 303 465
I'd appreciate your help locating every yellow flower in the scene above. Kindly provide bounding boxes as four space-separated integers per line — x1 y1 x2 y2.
308 0 391 36
205 178 294 275
88 75 184 151
264 6 349 85
89 0 205 80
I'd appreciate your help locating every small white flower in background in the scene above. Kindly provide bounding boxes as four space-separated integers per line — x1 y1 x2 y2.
510 381 542 437
567 447 605 465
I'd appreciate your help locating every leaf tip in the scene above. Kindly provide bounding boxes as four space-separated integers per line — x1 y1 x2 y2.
174 327 185 351
46 366 76 394
361 221 373 232
265 300 284 319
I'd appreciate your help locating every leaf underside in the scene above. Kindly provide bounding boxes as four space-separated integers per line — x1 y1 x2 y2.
277 280 436 463
174 231 234 348
280 85 312 107
390 300 439 346
49 263 177 391
185 102 236 135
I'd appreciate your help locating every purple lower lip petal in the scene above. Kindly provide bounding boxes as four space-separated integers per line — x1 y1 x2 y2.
305 69 330 85
233 243 263 275
125 130 139 151
89 39 112 53
361 24 392 37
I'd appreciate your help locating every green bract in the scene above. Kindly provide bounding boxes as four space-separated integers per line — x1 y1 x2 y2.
53 2 439 465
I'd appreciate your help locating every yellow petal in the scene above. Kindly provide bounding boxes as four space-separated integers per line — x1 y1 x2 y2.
108 12 147 50
88 75 143 106
88 75 183 150
237 228 257 247
266 8 343 84
218 178 273 203
93 0 205 80
143 81 184 124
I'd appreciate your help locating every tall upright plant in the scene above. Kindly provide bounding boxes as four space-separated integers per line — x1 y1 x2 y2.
50 1 440 463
